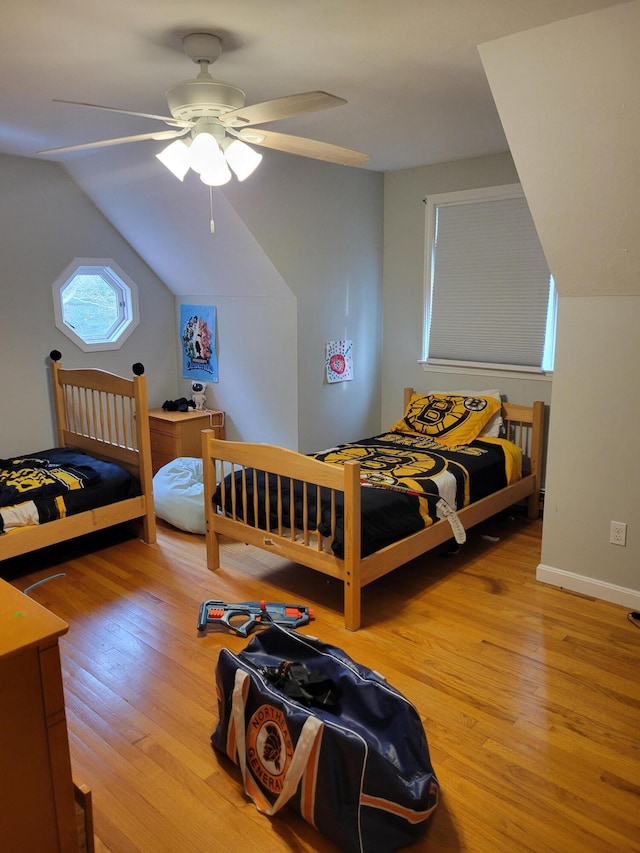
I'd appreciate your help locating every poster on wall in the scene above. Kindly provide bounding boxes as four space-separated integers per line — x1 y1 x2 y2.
180 304 218 382
325 340 353 383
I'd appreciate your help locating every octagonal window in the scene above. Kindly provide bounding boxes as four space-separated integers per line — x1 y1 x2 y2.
52 259 139 352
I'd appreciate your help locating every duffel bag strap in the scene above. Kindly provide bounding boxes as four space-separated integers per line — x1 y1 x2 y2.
231 669 324 817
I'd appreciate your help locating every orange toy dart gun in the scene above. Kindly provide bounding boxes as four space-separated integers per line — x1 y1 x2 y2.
197 598 315 637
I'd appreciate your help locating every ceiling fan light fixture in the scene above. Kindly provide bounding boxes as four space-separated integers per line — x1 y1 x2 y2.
222 138 262 181
156 138 191 180
45 31 371 183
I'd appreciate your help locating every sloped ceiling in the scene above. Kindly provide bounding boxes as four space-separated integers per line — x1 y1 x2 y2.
480 0 640 296
0 0 626 295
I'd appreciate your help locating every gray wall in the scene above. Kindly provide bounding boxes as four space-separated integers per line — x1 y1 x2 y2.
541 295 640 597
0 153 176 457
0 148 383 458
64 145 384 452
480 1 640 609
224 152 384 453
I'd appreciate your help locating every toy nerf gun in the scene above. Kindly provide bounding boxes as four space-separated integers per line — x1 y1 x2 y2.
197 598 315 637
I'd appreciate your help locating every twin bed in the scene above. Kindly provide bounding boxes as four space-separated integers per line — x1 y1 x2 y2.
202 389 544 630
0 351 155 562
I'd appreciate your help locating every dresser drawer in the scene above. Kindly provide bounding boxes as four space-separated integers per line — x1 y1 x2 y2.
39 643 66 719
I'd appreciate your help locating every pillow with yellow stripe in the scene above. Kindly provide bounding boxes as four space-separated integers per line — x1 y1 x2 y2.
389 393 502 447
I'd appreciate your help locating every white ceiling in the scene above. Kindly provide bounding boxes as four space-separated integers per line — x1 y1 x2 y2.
0 0 624 173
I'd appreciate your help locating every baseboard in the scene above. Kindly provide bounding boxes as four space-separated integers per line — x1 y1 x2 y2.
537 563 640 610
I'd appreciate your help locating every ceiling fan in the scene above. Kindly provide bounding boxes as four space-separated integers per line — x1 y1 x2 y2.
38 32 371 186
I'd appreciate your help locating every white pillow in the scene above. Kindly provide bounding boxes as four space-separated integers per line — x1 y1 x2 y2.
153 457 205 534
456 390 503 438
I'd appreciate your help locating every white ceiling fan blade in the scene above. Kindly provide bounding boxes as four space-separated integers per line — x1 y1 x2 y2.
38 129 186 156
219 91 346 128
53 99 193 129
237 128 370 167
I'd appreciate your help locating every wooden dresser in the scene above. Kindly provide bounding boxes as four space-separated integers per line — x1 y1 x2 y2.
0 579 83 852
148 408 225 474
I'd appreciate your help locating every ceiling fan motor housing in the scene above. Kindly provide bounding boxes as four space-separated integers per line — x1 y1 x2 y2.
166 80 246 121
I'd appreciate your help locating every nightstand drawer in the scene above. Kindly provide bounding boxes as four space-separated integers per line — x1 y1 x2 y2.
152 452 176 473
149 431 176 457
150 420 179 439
148 408 225 474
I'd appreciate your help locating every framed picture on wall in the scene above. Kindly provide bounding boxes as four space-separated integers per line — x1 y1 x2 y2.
180 304 218 382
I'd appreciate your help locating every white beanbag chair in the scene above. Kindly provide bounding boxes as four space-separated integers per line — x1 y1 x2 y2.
153 457 205 534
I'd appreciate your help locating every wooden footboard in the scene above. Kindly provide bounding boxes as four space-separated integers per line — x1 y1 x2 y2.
202 393 544 630
0 353 156 562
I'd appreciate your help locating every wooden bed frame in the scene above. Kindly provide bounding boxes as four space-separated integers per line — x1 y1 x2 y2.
202 389 544 630
0 352 156 562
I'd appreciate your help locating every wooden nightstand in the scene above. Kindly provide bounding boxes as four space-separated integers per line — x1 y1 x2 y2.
148 408 225 474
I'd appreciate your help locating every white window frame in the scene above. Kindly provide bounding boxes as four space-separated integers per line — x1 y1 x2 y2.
422 184 555 381
52 258 140 353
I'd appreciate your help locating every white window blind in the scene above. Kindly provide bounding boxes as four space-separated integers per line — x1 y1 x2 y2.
425 185 552 370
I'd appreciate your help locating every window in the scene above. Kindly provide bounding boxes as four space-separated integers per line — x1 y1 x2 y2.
52 259 139 352
423 184 556 374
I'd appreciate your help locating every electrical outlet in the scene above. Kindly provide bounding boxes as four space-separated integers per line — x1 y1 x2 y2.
610 521 627 546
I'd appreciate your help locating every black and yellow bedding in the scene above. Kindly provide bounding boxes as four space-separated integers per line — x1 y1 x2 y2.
214 431 521 558
0 447 142 534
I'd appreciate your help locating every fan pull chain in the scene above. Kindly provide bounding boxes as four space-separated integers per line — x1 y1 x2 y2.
209 186 215 234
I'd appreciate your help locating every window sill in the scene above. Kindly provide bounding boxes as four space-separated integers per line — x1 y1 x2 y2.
419 360 553 382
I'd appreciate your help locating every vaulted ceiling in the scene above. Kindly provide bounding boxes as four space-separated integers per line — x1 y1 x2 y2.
0 1 626 299
0 0 623 172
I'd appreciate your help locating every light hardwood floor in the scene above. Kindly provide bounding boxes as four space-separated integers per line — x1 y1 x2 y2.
5 510 640 852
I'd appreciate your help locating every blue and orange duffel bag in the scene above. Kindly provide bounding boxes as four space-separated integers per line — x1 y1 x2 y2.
212 625 439 852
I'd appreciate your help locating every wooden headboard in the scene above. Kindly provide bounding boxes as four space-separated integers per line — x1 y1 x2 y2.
51 354 153 486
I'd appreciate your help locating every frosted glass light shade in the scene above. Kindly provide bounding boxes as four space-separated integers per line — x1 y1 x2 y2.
156 139 191 180
223 139 263 181
188 133 225 175
200 163 232 186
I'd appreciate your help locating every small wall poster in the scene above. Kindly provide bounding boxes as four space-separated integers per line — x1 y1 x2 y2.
325 340 353 383
180 304 218 382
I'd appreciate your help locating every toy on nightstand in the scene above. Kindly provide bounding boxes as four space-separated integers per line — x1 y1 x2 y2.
191 380 207 411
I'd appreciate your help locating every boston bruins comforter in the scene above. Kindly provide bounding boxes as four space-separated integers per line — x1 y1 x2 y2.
0 447 142 534
214 431 522 558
